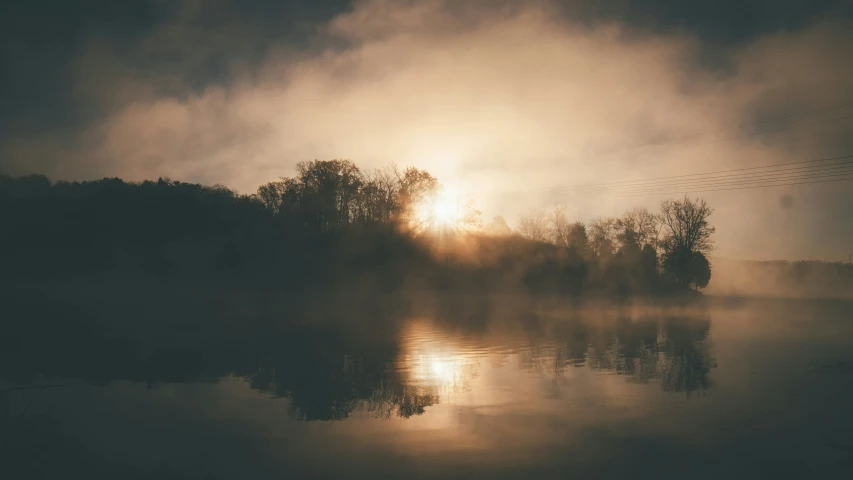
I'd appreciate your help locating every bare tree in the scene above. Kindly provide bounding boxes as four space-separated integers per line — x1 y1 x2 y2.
589 217 617 257
377 166 402 220
358 165 400 222
518 208 549 242
659 197 715 289
549 205 571 246
567 221 590 254
456 197 483 231
616 207 659 250
659 197 715 255
485 216 513 236
396 166 438 211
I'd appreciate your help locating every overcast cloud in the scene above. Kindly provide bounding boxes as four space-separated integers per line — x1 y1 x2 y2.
1 0 852 260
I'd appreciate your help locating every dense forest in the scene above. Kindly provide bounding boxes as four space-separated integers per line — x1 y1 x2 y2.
0 159 714 296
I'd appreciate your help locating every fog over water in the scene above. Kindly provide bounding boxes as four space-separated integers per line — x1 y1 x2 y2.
2 0 853 260
2 2 853 479
3 292 853 479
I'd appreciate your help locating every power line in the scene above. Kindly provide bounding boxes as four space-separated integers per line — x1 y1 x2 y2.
553 170 853 197
556 172 853 197
552 176 853 198
530 161 853 196
557 154 853 189
523 152 853 198
550 174 853 198
554 162 853 193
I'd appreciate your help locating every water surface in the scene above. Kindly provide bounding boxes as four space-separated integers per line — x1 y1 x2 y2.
3 296 853 479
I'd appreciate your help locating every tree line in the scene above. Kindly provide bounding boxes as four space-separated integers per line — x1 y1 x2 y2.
0 159 715 294
508 197 714 291
254 160 450 231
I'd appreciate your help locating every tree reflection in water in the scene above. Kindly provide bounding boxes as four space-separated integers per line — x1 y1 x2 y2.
558 315 713 397
3 297 716 422
242 311 715 420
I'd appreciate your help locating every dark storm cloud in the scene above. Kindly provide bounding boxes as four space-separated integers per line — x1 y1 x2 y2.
0 0 351 134
553 0 851 43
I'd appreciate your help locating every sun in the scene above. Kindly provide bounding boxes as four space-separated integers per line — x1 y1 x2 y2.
431 187 464 226
414 186 464 230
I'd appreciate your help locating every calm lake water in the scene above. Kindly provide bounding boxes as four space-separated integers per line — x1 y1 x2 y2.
3 296 853 479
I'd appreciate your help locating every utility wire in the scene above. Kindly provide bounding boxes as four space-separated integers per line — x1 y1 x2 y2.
552 170 853 196
553 173 853 197
567 170 853 195
524 153 853 198
549 174 853 198
551 162 853 193
555 154 853 189
554 161 853 193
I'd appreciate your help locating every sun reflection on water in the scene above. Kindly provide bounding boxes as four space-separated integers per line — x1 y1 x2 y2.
397 321 479 395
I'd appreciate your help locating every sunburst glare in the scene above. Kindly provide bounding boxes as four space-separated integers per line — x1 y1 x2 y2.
412 185 480 234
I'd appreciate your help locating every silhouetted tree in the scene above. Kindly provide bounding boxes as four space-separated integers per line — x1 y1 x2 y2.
295 159 364 231
589 217 617 259
641 244 659 285
662 246 712 290
549 205 571 246
0 165 713 298
455 197 483 231
659 197 715 290
616 207 659 251
397 166 438 217
566 221 590 257
356 165 400 222
691 252 711 289
659 196 714 255
485 216 513 236
518 208 549 242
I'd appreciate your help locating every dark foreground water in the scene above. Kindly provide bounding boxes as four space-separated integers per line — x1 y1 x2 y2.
3 296 853 479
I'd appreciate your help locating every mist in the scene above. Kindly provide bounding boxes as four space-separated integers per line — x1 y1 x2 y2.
4 3 853 478
707 258 853 300
2 0 852 261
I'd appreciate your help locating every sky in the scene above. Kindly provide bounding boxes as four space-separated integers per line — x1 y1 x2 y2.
1 0 852 261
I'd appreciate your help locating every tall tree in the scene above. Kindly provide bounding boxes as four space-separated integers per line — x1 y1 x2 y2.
396 167 438 212
296 160 364 231
485 216 513 236
518 209 549 242
589 217 617 258
456 197 483 231
567 221 590 257
549 205 571 246
659 197 715 289
616 207 659 251
659 197 715 255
